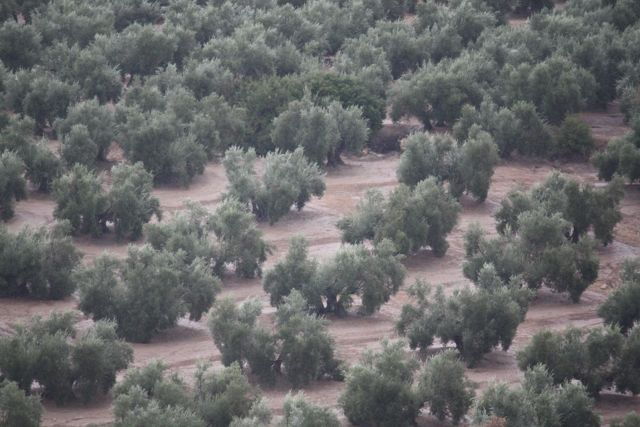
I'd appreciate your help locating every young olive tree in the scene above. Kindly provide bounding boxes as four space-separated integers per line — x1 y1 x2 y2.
223 146 325 224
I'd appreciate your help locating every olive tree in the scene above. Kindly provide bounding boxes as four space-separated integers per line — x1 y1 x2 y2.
0 380 42 427
263 235 318 307
0 150 26 221
76 246 220 342
494 172 624 245
56 99 115 161
113 361 265 427
418 350 474 425
397 276 530 367
465 213 600 302
339 340 420 427
116 107 207 186
60 124 98 168
279 392 340 427
555 115 595 158
0 20 41 71
208 292 342 387
53 164 109 236
599 257 640 333
271 98 369 166
146 200 269 279
397 129 499 201
396 132 459 188
263 236 405 316
338 178 461 256
223 146 325 224
109 162 161 240
0 222 80 299
313 239 405 316
0 313 133 404
516 326 624 396
210 198 270 278
593 129 640 184
453 100 552 158
473 365 600 427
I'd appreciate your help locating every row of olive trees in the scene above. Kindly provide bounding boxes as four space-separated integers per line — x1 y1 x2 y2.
0 312 132 405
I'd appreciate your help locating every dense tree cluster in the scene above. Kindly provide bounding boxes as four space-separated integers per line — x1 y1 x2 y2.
76 245 220 342
53 162 161 239
0 222 80 299
263 236 405 316
223 146 325 224
146 200 269 279
208 291 343 387
397 129 500 201
340 342 474 426
338 178 460 256
0 312 132 404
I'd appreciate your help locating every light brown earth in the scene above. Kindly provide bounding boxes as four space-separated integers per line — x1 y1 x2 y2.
1 108 639 426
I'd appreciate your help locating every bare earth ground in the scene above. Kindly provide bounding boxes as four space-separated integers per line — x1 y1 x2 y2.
1 109 639 426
